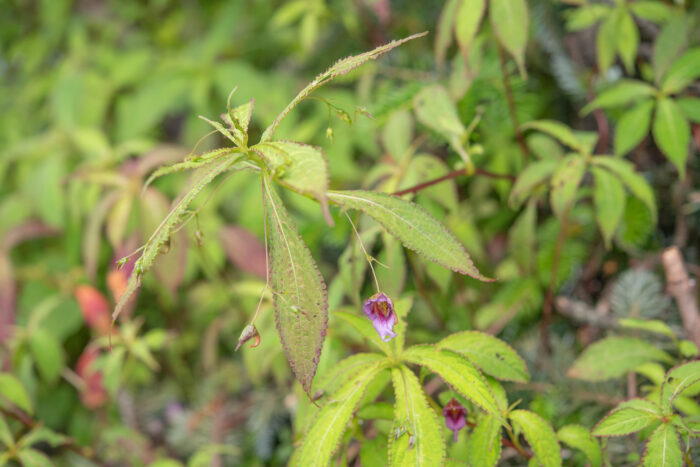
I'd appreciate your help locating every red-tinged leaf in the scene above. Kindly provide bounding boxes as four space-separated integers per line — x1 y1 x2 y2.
75 347 108 409
74 285 112 335
219 225 268 279
263 177 328 394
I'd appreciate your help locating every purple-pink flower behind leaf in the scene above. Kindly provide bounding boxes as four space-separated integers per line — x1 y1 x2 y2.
443 398 467 442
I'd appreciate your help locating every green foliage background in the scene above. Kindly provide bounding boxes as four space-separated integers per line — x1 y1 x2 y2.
1 0 699 465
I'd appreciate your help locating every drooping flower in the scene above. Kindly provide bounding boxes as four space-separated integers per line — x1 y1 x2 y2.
363 292 397 342
443 398 467 442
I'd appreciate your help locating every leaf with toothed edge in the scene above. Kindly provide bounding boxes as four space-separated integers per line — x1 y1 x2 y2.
592 399 662 436
660 361 700 415
509 410 561 467
253 141 332 225
263 176 328 394
642 423 682 467
328 190 491 281
261 32 428 143
113 155 243 321
295 359 389 467
143 148 240 191
223 99 254 146
388 365 445 467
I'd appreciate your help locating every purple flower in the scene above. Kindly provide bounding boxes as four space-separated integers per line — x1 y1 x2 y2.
443 398 467 442
363 292 397 342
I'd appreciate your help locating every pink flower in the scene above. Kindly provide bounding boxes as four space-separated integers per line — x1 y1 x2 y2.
443 398 467 442
363 292 397 342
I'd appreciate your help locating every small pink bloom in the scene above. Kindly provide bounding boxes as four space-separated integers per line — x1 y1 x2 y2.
363 292 397 342
443 398 467 442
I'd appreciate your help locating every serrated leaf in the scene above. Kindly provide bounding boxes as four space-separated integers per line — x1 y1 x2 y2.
591 156 657 222
113 156 241 321
435 0 460 68
263 177 328 394
582 80 656 115
619 318 674 338
261 32 427 142
455 0 486 57
642 423 682 467
521 120 588 154
0 373 32 414
614 100 654 155
224 99 254 146
616 10 639 74
254 141 330 222
489 0 529 78
413 85 469 163
593 399 662 436
438 331 529 382
314 353 384 397
295 359 387 467
652 98 690 178
661 362 700 415
509 159 559 207
389 365 445 467
509 410 561 467
661 48 700 94
591 166 625 248
29 328 64 384
198 115 239 146
402 345 504 422
335 310 392 356
557 425 601 467
549 156 585 219
328 190 490 280
466 414 502 467
143 148 237 191
568 337 672 382
676 97 700 123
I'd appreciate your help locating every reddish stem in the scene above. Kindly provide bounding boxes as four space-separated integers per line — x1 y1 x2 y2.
392 168 515 197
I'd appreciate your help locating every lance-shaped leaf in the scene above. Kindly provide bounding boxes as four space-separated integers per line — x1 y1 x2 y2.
456 0 486 58
435 0 459 68
581 80 656 115
223 99 254 147
593 399 662 436
466 414 502 467
254 141 331 224
263 177 328 394
335 310 392 356
568 337 672 381
557 425 602 467
0 373 33 414
591 156 657 222
413 85 470 164
591 166 625 248
313 352 385 397
653 97 690 178
660 362 700 415
521 120 590 154
489 0 529 78
509 159 559 207
261 32 427 142
549 155 586 219
296 359 388 467
614 100 655 156
438 331 529 382
328 190 491 280
389 365 445 467
661 48 700 94
509 410 561 467
642 423 682 467
402 345 504 422
143 148 238 191
113 155 242 321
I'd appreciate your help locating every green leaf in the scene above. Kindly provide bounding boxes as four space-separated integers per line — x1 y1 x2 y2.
619 318 674 338
568 337 672 381
106 194 133 249
521 120 588 154
438 331 529 382
652 13 690 85
508 199 536 274
629 1 672 23
382 109 413 162
17 425 70 449
224 99 254 146
114 155 242 321
413 85 469 163
435 0 460 68
565 4 610 31
254 141 331 221
642 423 682 467
263 177 328 394
0 373 32 414
582 80 656 115
509 410 561 467
489 0 529 78
335 310 392 356
328 190 490 280
652 98 690 178
455 0 486 57
614 100 654 155
296 359 388 467
402 345 504 422
509 159 559 207
616 10 639 74
314 353 385 397
549 156 586 219
143 148 238 191
660 362 700 415
593 399 662 436
29 328 65 384
676 97 700 124
596 10 618 76
679 340 699 358
591 166 625 248
557 425 602 467
661 48 700 94
17 449 52 467
388 365 445 467
592 156 657 222
0 416 13 447
261 32 427 142
466 414 502 467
